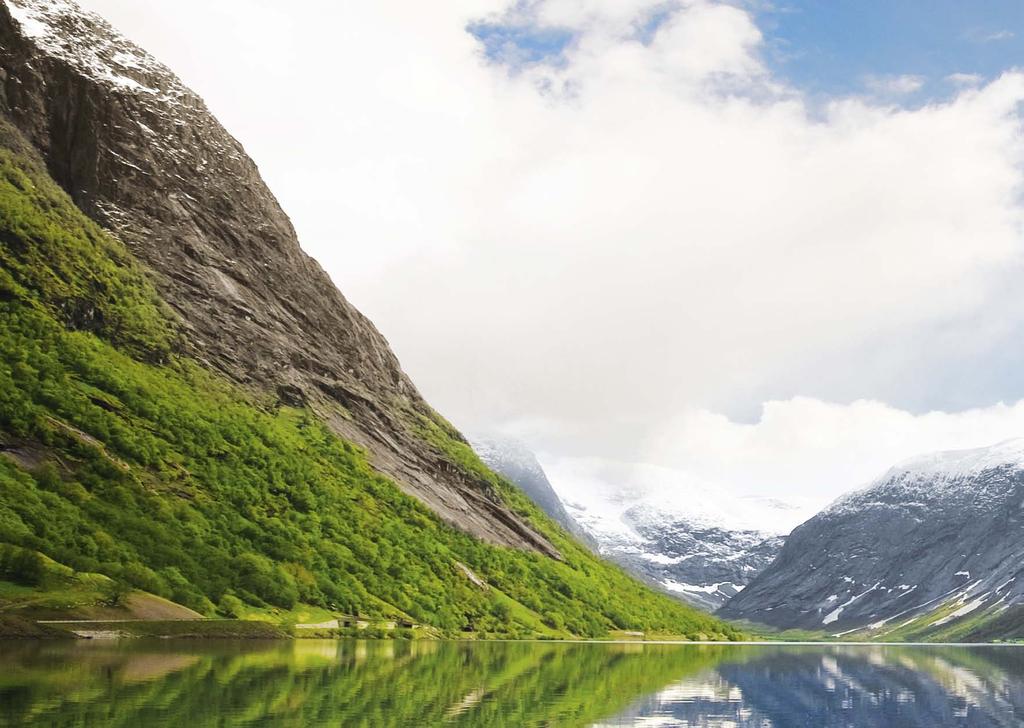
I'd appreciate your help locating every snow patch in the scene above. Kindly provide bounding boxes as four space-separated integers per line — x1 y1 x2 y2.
6 0 188 100
827 438 1024 516
822 582 881 625
933 596 988 626
662 580 723 595
640 552 685 565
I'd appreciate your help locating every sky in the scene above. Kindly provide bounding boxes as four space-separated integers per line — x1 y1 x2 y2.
76 0 1024 524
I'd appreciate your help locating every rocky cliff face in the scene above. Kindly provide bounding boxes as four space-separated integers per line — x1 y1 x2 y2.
721 440 1024 638
0 0 556 557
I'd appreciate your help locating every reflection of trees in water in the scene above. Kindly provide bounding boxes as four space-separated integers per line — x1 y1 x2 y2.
5 642 1024 727
610 646 1024 727
0 640 734 727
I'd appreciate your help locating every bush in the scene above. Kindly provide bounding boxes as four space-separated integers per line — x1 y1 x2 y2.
101 578 131 607
235 553 299 609
121 563 166 595
218 593 244 618
0 546 45 586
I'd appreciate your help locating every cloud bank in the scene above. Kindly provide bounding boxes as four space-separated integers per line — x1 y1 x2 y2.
79 0 1024 507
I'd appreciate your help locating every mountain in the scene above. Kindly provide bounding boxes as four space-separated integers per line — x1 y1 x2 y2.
0 0 741 639
721 439 1024 641
538 457 808 610
0 0 553 556
567 499 788 611
470 436 595 546
471 441 792 610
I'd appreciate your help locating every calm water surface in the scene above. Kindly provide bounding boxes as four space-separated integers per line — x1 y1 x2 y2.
1 639 1023 727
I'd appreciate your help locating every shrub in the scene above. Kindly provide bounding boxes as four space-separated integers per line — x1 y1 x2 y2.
1 546 45 586
218 593 244 618
102 578 131 607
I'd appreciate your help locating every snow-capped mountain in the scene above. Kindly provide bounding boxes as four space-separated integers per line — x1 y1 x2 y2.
512 455 813 610
574 502 786 611
722 439 1024 639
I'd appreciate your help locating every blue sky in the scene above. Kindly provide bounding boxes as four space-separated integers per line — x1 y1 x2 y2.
760 0 1024 97
472 1 1024 102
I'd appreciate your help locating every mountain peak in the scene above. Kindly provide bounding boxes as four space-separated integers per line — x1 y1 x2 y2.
723 438 1024 637
888 438 1024 480
6 0 182 98
826 437 1024 518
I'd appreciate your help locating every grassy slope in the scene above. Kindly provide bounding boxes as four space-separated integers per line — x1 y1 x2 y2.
0 132 741 640
0 548 200 621
851 600 1024 644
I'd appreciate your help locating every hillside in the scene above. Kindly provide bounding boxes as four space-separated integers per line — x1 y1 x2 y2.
0 0 740 640
0 0 550 555
721 440 1024 641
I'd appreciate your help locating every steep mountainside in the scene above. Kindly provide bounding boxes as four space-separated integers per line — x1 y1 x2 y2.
470 436 594 546
0 0 551 555
0 0 741 640
722 440 1024 641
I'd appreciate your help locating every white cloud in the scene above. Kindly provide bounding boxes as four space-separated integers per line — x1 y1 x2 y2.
531 0 667 29
543 454 822 535
649 396 1024 498
947 72 984 87
863 73 925 95
642 3 765 81
970 29 1015 43
76 1 1024 513
543 397 1024 531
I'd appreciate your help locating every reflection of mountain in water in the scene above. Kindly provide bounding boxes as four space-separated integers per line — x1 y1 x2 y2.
4 642 1024 726
606 646 1024 727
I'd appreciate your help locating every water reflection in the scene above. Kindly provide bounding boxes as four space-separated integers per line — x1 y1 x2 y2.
0 640 1023 727
603 645 1024 727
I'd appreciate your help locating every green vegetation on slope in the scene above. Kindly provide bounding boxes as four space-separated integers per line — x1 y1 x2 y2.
840 599 1024 644
0 139 739 640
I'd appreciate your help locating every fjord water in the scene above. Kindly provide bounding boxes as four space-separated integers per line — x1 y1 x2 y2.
1 641 1023 727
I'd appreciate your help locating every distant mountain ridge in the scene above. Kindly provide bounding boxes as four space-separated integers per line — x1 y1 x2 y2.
470 437 596 547
722 439 1024 641
475 442 793 610
568 500 787 611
